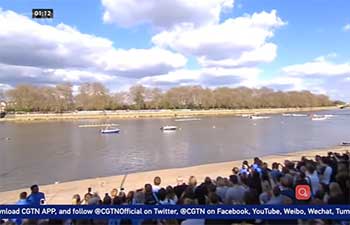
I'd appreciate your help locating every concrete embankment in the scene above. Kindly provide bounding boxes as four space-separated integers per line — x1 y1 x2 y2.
0 106 338 122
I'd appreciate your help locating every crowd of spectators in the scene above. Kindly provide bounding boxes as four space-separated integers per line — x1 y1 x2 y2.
2 151 349 225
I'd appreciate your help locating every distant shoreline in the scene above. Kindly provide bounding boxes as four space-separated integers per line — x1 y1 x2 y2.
0 146 347 204
0 106 338 122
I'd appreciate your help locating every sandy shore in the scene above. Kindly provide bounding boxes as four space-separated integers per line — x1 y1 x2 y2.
0 106 338 122
0 146 348 204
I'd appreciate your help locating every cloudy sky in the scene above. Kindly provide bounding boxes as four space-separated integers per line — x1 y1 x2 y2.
0 0 349 101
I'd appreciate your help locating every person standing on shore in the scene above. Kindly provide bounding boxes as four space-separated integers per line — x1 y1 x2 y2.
16 192 29 205
27 184 45 205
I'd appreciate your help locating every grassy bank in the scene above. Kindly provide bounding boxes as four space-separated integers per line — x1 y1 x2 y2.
0 106 338 122
0 146 347 204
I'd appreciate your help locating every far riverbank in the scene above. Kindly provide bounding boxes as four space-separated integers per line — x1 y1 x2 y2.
0 146 347 204
0 106 338 122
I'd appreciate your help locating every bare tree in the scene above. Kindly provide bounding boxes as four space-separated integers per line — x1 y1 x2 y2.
5 83 335 112
129 85 146 109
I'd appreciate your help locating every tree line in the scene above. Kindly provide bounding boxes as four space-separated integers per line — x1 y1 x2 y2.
0 83 339 112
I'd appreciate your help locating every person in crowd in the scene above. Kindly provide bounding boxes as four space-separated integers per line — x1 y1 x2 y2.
27 184 45 205
132 190 145 205
279 174 295 203
179 186 197 205
215 177 228 201
72 194 81 205
231 167 239 176
240 160 250 175
144 183 158 205
305 164 320 196
125 191 134 204
16 192 29 205
327 182 346 204
165 186 178 205
88 192 101 205
14 192 29 225
188 176 197 189
318 157 333 185
270 162 282 184
110 188 118 199
259 180 272 204
247 169 262 195
158 188 170 205
174 177 188 199
152 176 162 193
266 186 285 204
194 177 213 205
103 193 112 205
224 175 246 204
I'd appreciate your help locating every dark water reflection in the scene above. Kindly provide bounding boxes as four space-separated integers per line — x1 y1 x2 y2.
0 109 349 191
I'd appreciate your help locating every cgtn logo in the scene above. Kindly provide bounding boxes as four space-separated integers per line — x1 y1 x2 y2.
295 185 311 200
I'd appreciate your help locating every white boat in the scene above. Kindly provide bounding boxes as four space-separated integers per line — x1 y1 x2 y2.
283 113 307 117
241 114 252 118
311 116 327 121
292 114 307 117
100 128 120 134
160 126 177 131
249 116 270 120
175 118 201 122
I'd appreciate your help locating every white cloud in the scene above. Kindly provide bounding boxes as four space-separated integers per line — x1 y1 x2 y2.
152 10 285 67
98 47 187 77
198 43 277 68
343 23 350 31
0 63 115 85
102 0 234 29
282 56 350 77
0 8 187 86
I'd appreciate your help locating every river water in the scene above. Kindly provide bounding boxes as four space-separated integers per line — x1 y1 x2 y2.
0 109 349 191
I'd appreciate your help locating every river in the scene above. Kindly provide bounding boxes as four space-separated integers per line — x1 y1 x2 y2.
0 109 349 192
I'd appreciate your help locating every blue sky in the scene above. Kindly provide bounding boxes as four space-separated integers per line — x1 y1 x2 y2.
0 0 349 101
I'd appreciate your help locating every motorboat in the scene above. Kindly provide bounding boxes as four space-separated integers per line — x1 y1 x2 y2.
100 128 120 134
160 126 177 131
282 113 293 117
341 142 350 146
249 115 270 120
